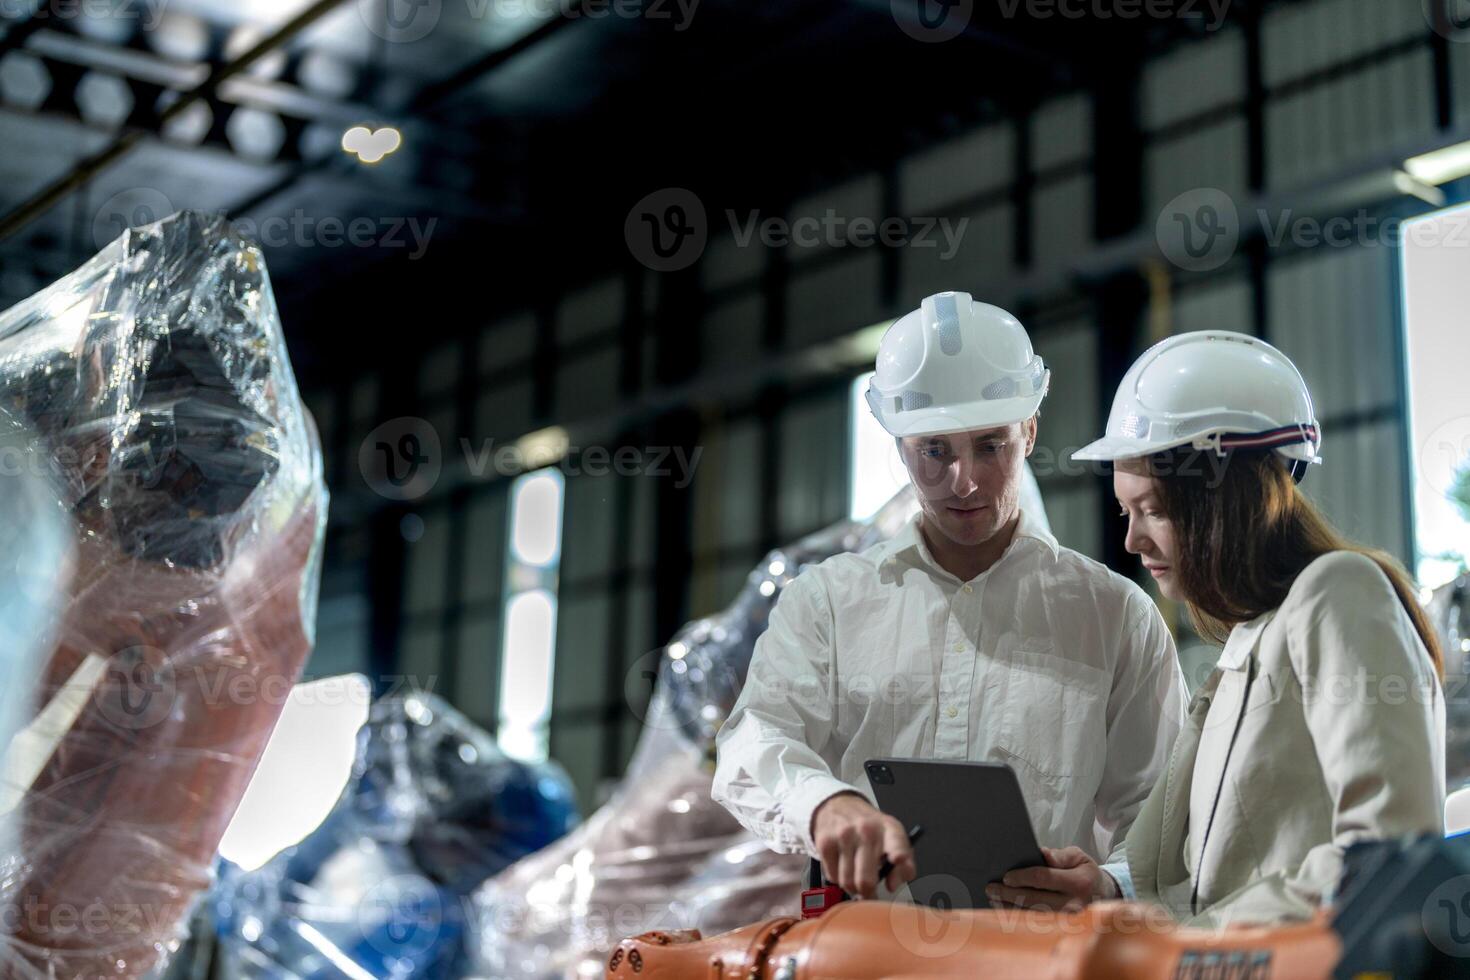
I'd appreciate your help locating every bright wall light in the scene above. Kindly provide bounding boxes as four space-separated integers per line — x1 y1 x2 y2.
499 589 557 763
219 675 371 871
510 469 565 566
1400 203 1470 589
1404 141 1470 186
849 371 909 521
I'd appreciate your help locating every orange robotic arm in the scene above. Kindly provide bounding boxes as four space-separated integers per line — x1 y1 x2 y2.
605 900 1339 980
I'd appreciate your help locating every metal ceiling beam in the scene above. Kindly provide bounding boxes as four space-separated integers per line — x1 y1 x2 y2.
0 0 350 242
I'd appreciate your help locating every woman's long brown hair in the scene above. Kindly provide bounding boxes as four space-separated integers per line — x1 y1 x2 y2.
1148 449 1444 677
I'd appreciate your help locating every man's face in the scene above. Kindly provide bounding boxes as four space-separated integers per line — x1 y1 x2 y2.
898 419 1036 550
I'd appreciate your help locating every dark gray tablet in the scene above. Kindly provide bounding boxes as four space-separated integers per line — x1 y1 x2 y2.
864 758 1045 910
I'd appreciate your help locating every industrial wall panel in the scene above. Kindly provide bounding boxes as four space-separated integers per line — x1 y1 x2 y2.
700 293 765 370
623 580 656 665
1263 0 1429 88
1145 117 1249 221
350 373 380 423
462 491 508 604
1455 33 1470 127
788 173 884 266
418 341 460 397
1302 418 1408 561
1142 27 1245 132
1266 50 1434 188
900 123 1014 214
786 251 884 348
1170 275 1254 335
479 312 538 375
1267 246 1398 420
561 472 617 584
455 611 501 729
1032 174 1093 270
404 504 452 616
1044 484 1103 563
557 276 624 347
307 592 369 679
702 416 764 551
1032 93 1091 170
627 473 658 572
702 229 767 293
1031 320 1098 468
474 377 534 444
400 623 444 694
547 721 602 812
898 203 1013 303
304 391 336 451
554 344 621 422
777 391 849 539
554 592 612 711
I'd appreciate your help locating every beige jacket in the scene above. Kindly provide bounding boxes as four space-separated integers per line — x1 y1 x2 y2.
1126 551 1445 928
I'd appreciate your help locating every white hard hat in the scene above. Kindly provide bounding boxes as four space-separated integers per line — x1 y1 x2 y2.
865 292 1050 438
1073 330 1322 466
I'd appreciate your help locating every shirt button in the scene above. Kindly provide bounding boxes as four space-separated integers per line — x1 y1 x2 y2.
953 642 964 652
946 705 959 718
962 584 973 594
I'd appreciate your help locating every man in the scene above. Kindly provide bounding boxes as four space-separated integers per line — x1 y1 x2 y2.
711 291 1187 903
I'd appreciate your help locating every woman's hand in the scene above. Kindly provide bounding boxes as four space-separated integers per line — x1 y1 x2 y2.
984 846 1118 912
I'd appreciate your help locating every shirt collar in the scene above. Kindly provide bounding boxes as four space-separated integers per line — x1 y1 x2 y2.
879 507 1058 580
1216 609 1277 672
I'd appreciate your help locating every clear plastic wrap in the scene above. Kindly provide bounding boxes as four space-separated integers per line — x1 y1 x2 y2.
471 489 922 980
212 690 579 979
0 211 327 978
0 417 72 871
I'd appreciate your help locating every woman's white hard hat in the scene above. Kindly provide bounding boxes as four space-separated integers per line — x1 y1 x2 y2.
1073 330 1321 466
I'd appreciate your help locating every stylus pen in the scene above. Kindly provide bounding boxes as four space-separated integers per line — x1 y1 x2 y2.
876 824 925 884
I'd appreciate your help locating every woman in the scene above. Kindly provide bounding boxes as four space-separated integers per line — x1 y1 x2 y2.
986 330 1445 927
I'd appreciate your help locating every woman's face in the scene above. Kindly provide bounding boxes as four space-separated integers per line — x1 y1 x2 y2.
1113 461 1183 602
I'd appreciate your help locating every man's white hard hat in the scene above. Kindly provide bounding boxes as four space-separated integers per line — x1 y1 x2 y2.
866 292 1050 438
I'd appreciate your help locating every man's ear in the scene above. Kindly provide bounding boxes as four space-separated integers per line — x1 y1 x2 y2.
1023 415 1038 458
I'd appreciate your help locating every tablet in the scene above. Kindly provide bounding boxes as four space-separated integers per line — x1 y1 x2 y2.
864 758 1045 910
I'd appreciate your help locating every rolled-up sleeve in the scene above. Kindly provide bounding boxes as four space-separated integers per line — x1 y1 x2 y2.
711 572 858 856
1095 589 1187 866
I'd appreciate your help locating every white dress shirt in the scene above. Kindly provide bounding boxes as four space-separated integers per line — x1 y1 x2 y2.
712 508 1187 895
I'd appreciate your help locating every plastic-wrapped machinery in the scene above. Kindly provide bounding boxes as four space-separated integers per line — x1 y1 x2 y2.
471 491 921 980
0 211 327 978
213 691 578 979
